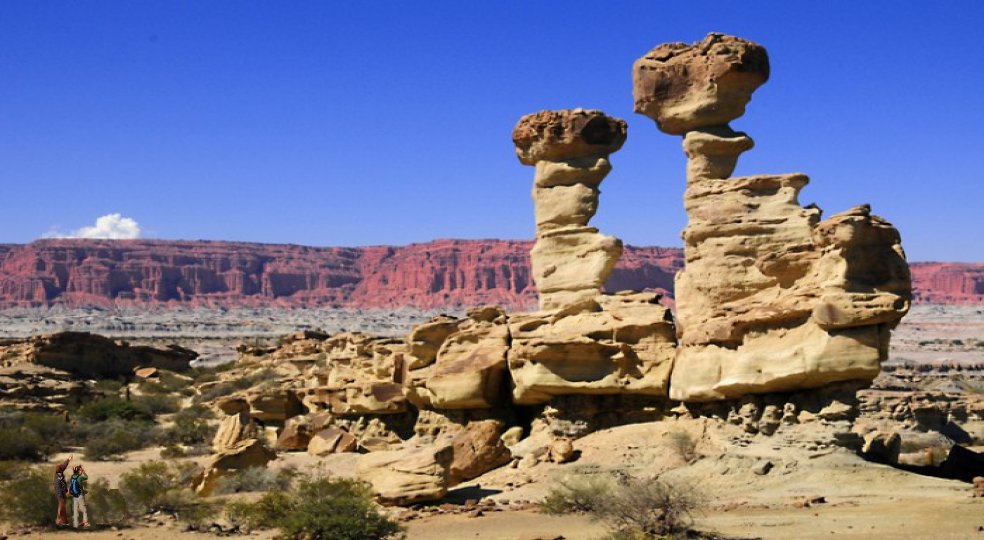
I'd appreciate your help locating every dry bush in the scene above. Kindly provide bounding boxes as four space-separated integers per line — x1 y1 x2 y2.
541 472 703 539
666 430 698 463
540 474 614 514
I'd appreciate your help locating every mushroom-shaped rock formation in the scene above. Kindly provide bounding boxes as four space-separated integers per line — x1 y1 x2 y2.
632 32 769 135
633 33 911 401
512 109 626 311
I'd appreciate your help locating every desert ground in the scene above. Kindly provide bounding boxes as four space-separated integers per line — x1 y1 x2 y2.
0 304 981 540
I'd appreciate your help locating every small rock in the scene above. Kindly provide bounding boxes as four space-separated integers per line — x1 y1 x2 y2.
752 460 774 475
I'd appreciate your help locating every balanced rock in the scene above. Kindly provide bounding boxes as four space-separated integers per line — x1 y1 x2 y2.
633 33 769 135
513 109 626 311
357 443 454 505
633 33 911 401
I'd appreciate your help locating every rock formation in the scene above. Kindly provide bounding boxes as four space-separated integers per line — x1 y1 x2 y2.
512 109 626 311
0 239 972 311
633 33 912 401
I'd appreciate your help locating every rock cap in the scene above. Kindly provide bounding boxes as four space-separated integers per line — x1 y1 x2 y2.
512 108 627 165
633 33 769 134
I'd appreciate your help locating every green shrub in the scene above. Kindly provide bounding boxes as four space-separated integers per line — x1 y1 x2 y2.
132 393 181 416
214 466 296 495
0 412 70 459
117 461 217 527
86 478 131 526
82 419 160 460
225 476 403 540
0 427 46 461
78 395 154 423
157 408 215 446
540 474 613 515
542 473 702 539
226 490 292 529
0 465 58 527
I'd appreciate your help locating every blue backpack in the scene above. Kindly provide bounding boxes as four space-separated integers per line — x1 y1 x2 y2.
69 476 83 497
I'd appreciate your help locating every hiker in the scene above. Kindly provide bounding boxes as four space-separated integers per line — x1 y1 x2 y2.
53 454 72 526
69 464 90 528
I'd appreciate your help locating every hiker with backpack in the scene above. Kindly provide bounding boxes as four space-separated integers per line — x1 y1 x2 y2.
69 464 90 528
53 454 72 526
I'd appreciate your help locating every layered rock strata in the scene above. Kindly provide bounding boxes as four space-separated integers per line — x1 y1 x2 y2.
512 109 626 311
633 33 912 401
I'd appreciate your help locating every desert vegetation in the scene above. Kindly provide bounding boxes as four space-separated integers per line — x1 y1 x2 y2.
541 473 704 539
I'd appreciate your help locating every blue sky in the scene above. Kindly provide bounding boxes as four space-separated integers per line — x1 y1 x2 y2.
1 2 981 261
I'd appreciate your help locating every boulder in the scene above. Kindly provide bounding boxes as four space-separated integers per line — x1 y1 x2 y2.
449 420 512 484
357 443 454 505
275 418 312 451
307 427 358 456
212 411 260 452
633 33 769 135
196 438 276 496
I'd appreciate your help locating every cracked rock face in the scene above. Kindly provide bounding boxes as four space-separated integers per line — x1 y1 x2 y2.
632 33 912 401
633 33 770 135
513 109 626 311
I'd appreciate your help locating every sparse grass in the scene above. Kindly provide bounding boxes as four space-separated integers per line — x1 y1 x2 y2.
541 473 703 539
666 430 698 464
194 368 278 404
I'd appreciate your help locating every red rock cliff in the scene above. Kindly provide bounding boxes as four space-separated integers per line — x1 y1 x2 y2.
0 239 976 309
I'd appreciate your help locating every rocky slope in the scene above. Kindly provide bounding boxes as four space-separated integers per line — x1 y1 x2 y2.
0 239 977 310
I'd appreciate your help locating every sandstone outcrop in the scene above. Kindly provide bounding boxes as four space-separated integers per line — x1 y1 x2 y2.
0 239 970 311
513 109 626 311
633 33 912 401
0 332 196 378
507 292 677 404
356 443 454 505
196 438 277 496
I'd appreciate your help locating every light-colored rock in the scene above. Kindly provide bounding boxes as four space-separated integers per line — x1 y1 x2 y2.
307 427 358 456
508 292 676 404
196 438 276 496
548 439 575 463
357 443 454 505
632 34 911 401
212 411 260 452
501 426 524 447
449 420 512 485
513 109 626 311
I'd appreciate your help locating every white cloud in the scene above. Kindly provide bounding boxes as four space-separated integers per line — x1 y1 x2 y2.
43 213 142 240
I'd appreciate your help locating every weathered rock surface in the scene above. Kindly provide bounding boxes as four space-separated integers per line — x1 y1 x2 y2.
0 331 196 378
356 443 454 505
634 33 912 401
513 109 626 311
0 240 971 311
508 292 677 404
633 33 769 135
448 419 512 484
307 426 358 456
196 438 277 496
